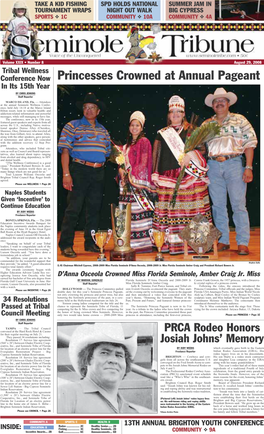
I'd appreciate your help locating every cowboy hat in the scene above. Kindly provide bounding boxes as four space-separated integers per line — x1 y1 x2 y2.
205 88 237 107
69 323 138 376
76 92 106 113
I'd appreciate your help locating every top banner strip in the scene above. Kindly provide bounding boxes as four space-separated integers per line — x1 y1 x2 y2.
0 0 263 22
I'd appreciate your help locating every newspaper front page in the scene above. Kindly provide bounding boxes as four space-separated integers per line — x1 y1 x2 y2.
0 0 263 433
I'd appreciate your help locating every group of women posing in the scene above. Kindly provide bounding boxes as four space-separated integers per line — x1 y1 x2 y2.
117 95 212 255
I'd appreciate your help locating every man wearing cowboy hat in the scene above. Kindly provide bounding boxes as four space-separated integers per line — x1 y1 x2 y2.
58 323 153 414
203 88 257 255
58 93 111 257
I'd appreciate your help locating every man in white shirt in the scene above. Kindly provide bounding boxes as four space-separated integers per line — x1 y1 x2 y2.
203 88 257 255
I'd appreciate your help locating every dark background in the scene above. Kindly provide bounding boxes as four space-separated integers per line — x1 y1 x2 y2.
57 84 260 231
215 1 264 20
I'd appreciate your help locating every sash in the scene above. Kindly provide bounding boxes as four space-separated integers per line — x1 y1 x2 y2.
120 184 155 211
120 146 155 211
130 185 155 211
158 127 208 180
158 126 185 165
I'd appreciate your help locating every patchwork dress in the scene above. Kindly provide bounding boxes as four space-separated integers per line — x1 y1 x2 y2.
119 137 156 253
152 125 212 254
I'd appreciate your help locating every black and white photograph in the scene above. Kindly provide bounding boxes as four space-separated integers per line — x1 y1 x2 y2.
57 322 158 414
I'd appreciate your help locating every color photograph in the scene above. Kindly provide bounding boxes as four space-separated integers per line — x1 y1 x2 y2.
57 84 260 262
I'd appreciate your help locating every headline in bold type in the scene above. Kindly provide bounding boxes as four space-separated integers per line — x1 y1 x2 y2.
1 296 50 317
1 67 261 89
1 190 51 209
160 322 264 345
57 69 261 82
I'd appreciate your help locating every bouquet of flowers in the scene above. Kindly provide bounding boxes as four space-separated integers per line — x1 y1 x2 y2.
109 140 131 195
170 121 220 207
